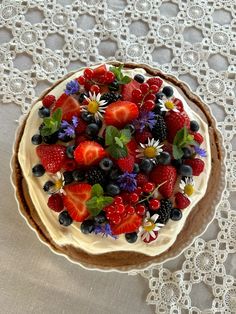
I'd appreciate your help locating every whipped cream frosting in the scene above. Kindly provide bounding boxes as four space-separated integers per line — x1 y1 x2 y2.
18 65 211 256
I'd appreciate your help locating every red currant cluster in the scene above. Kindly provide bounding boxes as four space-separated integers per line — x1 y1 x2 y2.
132 78 163 111
77 66 115 94
105 182 161 225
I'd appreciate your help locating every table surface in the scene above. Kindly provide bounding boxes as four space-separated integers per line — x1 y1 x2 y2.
1 1 236 313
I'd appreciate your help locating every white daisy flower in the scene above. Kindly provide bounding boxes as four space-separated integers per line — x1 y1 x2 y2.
81 92 107 121
51 172 65 194
139 211 164 242
179 177 195 197
159 99 179 112
136 138 163 163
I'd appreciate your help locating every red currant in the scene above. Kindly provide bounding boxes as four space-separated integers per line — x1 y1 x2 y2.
132 89 143 102
149 84 159 93
143 182 155 193
140 83 149 94
90 84 100 94
149 198 160 210
135 204 146 216
105 71 115 83
105 205 115 213
84 68 94 80
77 76 86 85
126 205 135 215
109 213 121 224
129 193 139 203
144 93 156 101
134 187 143 196
114 196 123 204
116 204 125 214
143 100 155 111
84 81 92 91
120 192 130 203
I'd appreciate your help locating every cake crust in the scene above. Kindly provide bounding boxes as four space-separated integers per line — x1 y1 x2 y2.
11 62 225 271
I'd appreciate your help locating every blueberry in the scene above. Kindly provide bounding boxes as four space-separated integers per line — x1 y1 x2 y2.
109 80 119 91
42 132 58 144
106 183 120 196
140 159 153 174
63 171 74 185
96 119 103 128
66 145 75 159
109 168 120 180
170 208 182 221
95 136 105 146
179 164 192 176
133 163 140 173
134 74 145 83
80 220 94 234
125 232 138 243
38 106 50 118
182 147 193 159
72 169 85 182
81 112 94 123
94 211 107 224
59 211 73 226
58 132 72 143
190 120 199 132
43 180 54 192
99 158 113 171
31 134 42 145
158 152 171 165
171 159 183 169
86 123 99 137
162 86 174 98
32 164 45 177
155 92 165 104
79 92 88 103
125 124 136 135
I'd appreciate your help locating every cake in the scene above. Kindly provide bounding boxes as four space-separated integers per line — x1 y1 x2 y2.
12 62 224 271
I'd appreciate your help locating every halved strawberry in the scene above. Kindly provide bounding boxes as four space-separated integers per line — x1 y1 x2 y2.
74 141 106 166
111 213 142 235
36 144 66 173
150 165 177 198
52 93 80 121
63 183 92 222
121 79 141 101
104 100 139 128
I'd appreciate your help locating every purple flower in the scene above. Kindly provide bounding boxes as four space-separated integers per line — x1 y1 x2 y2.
194 146 207 157
94 223 117 239
133 110 156 132
117 172 137 192
58 115 78 139
65 80 80 95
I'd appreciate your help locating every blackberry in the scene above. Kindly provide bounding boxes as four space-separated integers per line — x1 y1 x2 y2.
101 92 120 105
156 199 172 224
151 115 167 142
85 167 105 185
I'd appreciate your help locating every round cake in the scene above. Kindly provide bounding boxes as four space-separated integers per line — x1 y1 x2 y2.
12 62 224 271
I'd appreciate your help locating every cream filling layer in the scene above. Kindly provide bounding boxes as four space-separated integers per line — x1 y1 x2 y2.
18 65 211 256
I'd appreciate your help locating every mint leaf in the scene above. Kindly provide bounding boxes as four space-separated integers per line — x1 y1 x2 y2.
106 145 128 159
114 137 124 148
40 127 52 136
86 195 113 216
120 76 131 84
52 108 62 122
173 145 184 159
102 196 114 206
110 65 131 85
173 127 186 146
92 184 104 197
120 129 131 144
105 126 120 146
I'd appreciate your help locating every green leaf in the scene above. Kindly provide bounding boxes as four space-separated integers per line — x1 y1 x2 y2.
105 126 120 146
91 184 104 197
173 127 185 146
120 129 131 144
52 108 62 122
173 145 184 159
40 127 52 136
102 196 114 206
86 195 113 216
114 137 124 148
120 76 131 84
106 145 128 159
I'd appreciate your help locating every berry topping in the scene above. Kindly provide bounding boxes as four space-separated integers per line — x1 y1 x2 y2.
47 194 64 212
156 199 172 224
63 183 92 222
59 211 73 226
38 107 50 118
80 219 95 234
190 120 200 132
53 94 80 121
31 134 42 145
74 141 106 166
136 173 148 187
111 212 142 235
149 199 160 211
150 165 177 198
184 158 205 176
158 151 171 165
175 192 190 209
117 154 135 173
146 77 163 89
122 79 141 101
192 132 204 144
101 92 120 105
143 182 155 193
179 164 193 176
85 167 105 186
32 164 45 177
43 180 55 192
134 74 145 83
135 130 152 144
125 232 138 243
106 183 120 196
170 208 182 221
151 115 167 142
165 110 190 143
99 158 113 171
36 144 67 173
162 86 174 98
42 95 56 108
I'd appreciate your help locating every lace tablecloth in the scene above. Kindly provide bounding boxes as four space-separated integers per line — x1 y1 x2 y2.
0 1 235 313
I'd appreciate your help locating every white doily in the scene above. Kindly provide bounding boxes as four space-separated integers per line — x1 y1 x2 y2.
1 0 235 313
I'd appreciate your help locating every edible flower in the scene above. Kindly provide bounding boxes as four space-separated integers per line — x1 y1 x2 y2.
179 177 195 197
58 116 78 139
136 138 163 163
82 92 107 121
159 99 179 112
117 172 137 192
94 224 117 239
133 110 156 132
65 79 80 95
139 212 164 242
194 146 207 157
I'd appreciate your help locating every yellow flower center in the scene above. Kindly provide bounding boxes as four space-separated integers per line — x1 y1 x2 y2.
143 220 155 232
55 179 63 191
165 101 175 110
87 100 99 114
144 146 156 158
184 184 194 196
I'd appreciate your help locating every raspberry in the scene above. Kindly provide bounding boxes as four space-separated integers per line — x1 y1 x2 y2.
47 194 64 212
175 192 190 209
135 130 152 144
192 132 204 144
117 155 135 173
146 77 163 88
42 95 56 108
136 173 148 187
184 158 205 176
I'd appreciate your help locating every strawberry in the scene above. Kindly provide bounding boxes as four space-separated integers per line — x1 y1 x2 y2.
47 194 64 212
74 141 106 166
117 155 135 173
75 118 88 134
104 100 139 128
63 183 92 222
149 165 177 198
127 139 138 156
52 93 80 121
111 212 142 235
175 192 190 209
75 134 89 146
146 77 163 89
135 130 152 144
165 110 190 143
172 97 184 112
192 132 204 144
36 144 66 173
122 79 141 101
42 94 56 108
184 158 205 176
136 173 148 187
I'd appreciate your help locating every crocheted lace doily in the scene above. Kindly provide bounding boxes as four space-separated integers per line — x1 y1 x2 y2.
1 0 235 313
